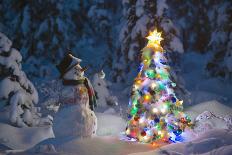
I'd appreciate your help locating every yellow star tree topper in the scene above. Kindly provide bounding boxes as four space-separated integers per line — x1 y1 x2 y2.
147 29 163 44
146 29 164 52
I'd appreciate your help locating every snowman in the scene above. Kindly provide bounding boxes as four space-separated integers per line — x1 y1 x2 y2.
92 70 118 108
54 53 97 138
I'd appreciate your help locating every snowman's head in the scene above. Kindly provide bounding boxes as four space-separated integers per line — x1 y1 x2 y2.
97 70 105 79
57 53 87 80
63 64 86 80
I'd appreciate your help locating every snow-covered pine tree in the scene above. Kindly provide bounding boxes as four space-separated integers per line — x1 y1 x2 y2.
87 0 120 73
0 32 52 127
169 0 232 79
0 0 91 79
88 0 112 39
168 0 211 53
206 1 232 79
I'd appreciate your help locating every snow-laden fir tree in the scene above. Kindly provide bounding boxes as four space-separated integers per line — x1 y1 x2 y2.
169 0 232 79
0 32 52 127
88 0 112 39
0 0 120 81
0 0 91 79
87 0 120 73
168 0 211 53
206 1 232 79
125 29 192 144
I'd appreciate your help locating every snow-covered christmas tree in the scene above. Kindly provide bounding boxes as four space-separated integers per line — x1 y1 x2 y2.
0 32 52 127
125 29 192 144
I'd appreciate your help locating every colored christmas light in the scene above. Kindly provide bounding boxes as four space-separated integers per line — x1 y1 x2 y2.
124 29 193 144
145 69 156 79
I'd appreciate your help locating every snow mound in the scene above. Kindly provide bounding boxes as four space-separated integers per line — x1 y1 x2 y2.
96 112 126 136
186 100 232 119
129 129 232 155
0 123 54 150
186 100 232 129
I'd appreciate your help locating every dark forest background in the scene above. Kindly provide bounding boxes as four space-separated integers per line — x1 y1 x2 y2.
0 0 231 84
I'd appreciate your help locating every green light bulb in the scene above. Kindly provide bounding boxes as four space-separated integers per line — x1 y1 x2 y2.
145 69 156 79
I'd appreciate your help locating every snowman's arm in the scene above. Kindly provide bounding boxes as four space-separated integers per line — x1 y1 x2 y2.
94 90 99 99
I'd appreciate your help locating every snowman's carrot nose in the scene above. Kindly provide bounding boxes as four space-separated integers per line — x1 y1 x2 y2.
81 67 88 72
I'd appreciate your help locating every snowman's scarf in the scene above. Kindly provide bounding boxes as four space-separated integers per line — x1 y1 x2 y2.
62 78 97 111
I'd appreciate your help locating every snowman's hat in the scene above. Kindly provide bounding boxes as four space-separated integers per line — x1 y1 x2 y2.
57 53 82 78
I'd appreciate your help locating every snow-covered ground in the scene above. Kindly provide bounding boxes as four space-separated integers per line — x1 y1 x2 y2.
9 128 232 155
96 112 126 136
130 129 232 155
2 100 231 155
0 123 54 151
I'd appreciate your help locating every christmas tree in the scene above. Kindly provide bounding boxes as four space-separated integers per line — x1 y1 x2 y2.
125 29 192 144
